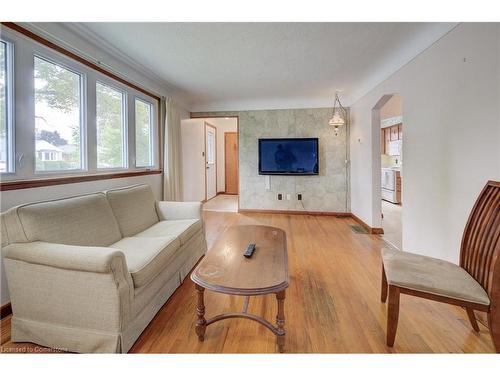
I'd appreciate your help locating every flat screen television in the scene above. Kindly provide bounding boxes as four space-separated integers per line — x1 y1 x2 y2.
258 138 319 175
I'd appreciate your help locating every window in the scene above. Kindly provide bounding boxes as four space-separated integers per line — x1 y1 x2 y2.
96 82 126 169
0 40 13 173
34 56 83 171
135 98 153 167
207 131 215 164
1 26 160 186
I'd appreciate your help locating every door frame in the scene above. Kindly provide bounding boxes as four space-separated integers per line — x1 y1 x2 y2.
224 131 238 195
193 115 240 211
371 94 393 228
372 93 403 247
204 122 217 202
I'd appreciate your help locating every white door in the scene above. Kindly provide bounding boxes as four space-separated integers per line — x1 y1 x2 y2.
205 124 217 200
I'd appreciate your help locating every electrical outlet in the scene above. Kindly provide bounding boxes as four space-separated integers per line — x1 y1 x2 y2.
286 194 291 200
277 193 283 200
297 193 302 201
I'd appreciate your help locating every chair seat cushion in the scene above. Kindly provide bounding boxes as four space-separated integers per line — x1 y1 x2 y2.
134 219 202 245
110 236 180 288
381 248 490 306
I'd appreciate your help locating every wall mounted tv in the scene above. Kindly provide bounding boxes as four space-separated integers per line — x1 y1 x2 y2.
258 138 319 175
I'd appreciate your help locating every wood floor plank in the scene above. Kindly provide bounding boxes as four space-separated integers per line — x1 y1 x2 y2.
0 211 496 353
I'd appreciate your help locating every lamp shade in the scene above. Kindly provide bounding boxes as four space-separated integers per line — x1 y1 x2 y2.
328 112 345 127
329 92 346 136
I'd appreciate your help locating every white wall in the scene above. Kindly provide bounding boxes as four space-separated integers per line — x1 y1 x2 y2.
350 23 500 263
204 118 238 192
181 119 205 202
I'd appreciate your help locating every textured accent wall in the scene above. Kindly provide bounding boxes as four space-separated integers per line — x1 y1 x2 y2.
193 108 349 213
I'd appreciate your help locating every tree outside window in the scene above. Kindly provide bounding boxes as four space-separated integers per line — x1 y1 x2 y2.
34 56 82 171
96 82 126 169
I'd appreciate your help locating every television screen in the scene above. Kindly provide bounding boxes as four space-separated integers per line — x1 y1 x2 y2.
258 138 319 175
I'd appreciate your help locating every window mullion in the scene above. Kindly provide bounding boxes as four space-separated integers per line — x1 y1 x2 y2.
128 93 135 169
86 74 97 173
14 40 36 180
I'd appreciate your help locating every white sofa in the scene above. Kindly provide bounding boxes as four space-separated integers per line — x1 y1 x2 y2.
0 184 207 353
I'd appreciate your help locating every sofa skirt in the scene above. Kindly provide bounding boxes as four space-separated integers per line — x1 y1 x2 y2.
11 316 123 353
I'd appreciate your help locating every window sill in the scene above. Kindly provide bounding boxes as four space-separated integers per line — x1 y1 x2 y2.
0 169 162 191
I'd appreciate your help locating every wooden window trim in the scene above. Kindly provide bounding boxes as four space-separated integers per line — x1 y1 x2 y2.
0 170 162 191
0 22 164 190
1 22 161 102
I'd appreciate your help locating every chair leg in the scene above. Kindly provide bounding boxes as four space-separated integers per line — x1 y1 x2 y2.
488 307 500 353
466 308 480 332
381 265 388 303
386 285 400 347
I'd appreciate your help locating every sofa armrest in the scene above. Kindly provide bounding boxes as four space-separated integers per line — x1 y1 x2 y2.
3 241 127 273
156 201 202 220
3 241 135 336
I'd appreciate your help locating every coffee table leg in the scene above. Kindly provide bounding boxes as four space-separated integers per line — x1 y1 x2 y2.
276 290 286 353
195 284 206 341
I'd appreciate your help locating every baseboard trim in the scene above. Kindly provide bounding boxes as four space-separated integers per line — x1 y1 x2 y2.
155 193 384 236
351 213 384 234
238 208 351 217
239 209 384 234
1 302 12 319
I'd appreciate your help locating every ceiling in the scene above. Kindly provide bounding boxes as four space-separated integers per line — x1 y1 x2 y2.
72 22 457 111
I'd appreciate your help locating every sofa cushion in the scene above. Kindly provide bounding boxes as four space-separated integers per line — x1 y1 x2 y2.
110 236 180 288
382 247 490 306
16 193 122 247
134 219 202 245
106 185 159 237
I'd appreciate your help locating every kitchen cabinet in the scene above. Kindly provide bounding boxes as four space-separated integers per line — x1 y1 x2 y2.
390 126 399 141
381 129 385 154
381 123 402 155
385 128 391 154
396 174 402 204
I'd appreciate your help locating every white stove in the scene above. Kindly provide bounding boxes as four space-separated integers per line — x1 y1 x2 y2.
381 167 401 204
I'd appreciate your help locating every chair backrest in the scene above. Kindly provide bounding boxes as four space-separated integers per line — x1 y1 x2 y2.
460 180 500 301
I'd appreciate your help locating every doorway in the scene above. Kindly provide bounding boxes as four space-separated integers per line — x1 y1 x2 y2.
204 122 217 201
194 117 239 212
373 94 403 250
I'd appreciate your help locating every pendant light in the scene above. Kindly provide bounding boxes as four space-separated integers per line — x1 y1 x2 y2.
329 92 347 136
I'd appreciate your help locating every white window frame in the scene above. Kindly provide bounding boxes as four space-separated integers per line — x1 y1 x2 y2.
95 80 128 170
1 38 15 174
134 97 155 168
33 53 86 174
0 27 160 184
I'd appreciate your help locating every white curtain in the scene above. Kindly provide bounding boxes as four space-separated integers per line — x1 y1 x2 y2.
163 97 183 201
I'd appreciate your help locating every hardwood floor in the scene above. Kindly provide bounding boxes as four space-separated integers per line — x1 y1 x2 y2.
203 194 238 212
0 211 496 353
381 200 402 250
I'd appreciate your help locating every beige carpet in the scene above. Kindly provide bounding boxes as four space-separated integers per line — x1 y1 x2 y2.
203 194 238 212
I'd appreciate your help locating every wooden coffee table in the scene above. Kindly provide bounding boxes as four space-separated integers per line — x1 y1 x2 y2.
190 225 289 352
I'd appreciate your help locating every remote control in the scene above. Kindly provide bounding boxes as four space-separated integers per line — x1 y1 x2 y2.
244 243 256 258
